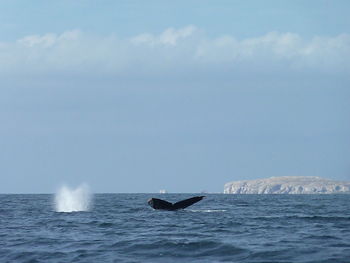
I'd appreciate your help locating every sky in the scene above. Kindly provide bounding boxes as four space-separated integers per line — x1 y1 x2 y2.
0 0 349 193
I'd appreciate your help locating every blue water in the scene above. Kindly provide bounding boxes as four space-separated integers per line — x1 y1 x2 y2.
1 194 350 263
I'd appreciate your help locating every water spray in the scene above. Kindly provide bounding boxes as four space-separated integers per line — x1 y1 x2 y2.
54 184 92 212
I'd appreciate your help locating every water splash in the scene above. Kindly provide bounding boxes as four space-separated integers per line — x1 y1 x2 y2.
55 184 92 212
188 209 227 213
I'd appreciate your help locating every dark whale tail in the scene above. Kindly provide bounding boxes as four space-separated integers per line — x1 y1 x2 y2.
148 196 205 210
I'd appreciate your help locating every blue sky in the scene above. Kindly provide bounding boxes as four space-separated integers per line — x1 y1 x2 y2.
0 1 349 193
1 0 350 39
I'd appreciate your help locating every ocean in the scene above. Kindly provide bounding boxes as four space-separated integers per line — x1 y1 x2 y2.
0 193 349 263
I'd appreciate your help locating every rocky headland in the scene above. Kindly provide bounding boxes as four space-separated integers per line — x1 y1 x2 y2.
224 176 350 194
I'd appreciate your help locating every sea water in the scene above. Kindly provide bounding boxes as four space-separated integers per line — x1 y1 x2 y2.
0 194 349 262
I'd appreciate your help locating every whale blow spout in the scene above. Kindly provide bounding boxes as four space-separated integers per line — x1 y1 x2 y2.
55 184 92 212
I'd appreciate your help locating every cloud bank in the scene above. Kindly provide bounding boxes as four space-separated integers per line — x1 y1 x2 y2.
1 26 349 78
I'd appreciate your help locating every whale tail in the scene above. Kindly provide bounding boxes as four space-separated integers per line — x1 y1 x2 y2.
148 196 205 210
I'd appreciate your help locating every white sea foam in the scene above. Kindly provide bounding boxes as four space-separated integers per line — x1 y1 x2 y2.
55 184 92 212
188 209 227 213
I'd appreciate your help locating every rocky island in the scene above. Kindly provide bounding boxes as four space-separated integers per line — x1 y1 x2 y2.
224 176 350 194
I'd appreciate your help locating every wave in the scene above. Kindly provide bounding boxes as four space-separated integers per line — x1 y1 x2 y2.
187 209 227 213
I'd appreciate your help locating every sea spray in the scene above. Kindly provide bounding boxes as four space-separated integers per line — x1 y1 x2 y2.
55 184 92 212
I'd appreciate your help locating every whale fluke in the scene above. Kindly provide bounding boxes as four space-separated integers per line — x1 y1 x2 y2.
148 196 205 210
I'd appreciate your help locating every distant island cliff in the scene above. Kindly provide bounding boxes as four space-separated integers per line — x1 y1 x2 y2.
224 176 350 194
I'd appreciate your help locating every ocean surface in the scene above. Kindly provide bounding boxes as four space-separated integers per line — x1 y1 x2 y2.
0 193 349 263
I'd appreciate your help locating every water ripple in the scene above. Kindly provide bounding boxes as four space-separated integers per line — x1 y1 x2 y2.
0 194 349 262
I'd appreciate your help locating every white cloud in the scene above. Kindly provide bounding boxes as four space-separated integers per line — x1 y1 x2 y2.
0 27 349 78
131 25 197 46
17 33 57 48
16 30 81 48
